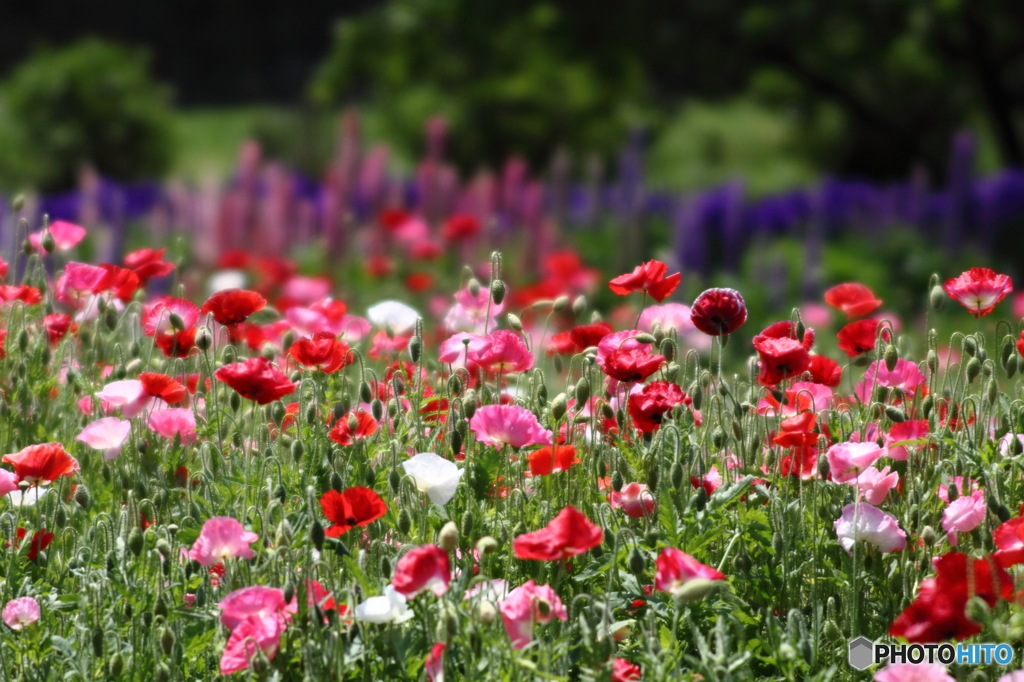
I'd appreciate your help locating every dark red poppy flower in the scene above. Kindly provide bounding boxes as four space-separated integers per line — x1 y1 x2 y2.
513 505 603 561
628 381 691 433
215 357 297 405
602 348 665 383
155 328 199 358
124 247 176 283
391 544 451 598
319 487 388 537
201 289 267 326
44 313 76 344
526 445 580 476
289 332 350 373
0 285 43 305
889 552 1012 642
328 411 379 446
753 322 815 386
139 372 187 404
609 260 681 302
837 319 888 357
806 355 843 387
943 267 1013 318
442 214 481 241
3 443 80 486
690 288 747 336
824 283 882 319
379 208 412 232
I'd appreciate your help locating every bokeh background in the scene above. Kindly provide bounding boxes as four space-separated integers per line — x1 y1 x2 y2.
2 0 1024 334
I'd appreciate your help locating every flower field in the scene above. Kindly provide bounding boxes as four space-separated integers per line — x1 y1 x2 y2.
4 208 1024 682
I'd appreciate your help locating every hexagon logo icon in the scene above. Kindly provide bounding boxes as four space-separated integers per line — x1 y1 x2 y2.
848 636 874 671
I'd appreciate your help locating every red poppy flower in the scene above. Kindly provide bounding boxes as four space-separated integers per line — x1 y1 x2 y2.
15 528 54 561
44 313 77 344
889 552 1012 642
628 381 691 433
611 658 641 682
1018 331 1024 359
690 288 747 336
806 355 843 387
943 267 1013 318
379 208 412 232
824 283 882 318
319 487 388 537
201 289 267 326
3 443 79 486
513 505 603 561
0 329 6 359
139 373 187 404
526 445 580 476
569 322 614 351
602 348 665 383
608 260 681 302
994 517 1024 568
546 331 576 356
366 255 394 278
837 319 888 357
124 247 176 283
391 544 451 597
442 214 480 241
289 332 350 373
215 357 297 405
155 328 199 358
96 264 141 302
219 250 251 270
772 412 818 448
753 322 815 386
405 273 434 293
0 285 43 305
328 411 379 446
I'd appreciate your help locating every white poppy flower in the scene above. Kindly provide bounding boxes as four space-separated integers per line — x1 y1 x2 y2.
402 452 464 505
355 585 413 624
367 301 420 336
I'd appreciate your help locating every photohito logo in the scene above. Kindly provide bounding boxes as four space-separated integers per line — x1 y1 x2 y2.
848 637 1014 670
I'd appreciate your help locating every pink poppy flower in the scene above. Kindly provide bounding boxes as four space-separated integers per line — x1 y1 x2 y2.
474 330 534 374
391 544 451 598
2 596 40 630
189 517 259 566
937 477 979 503
849 466 899 505
942 490 987 546
282 275 332 304
834 503 906 554
469 404 552 449
76 417 132 460
0 469 17 497
596 331 652 368
95 380 152 418
854 359 928 403
499 580 567 649
608 482 656 519
691 467 723 496
30 220 86 252
943 267 1013 317
142 297 200 337
874 662 955 682
148 408 198 445
654 547 726 594
218 586 295 631
999 433 1024 456
886 420 930 460
825 442 885 483
444 286 503 332
438 332 492 366
756 381 834 416
219 614 283 675
639 303 696 335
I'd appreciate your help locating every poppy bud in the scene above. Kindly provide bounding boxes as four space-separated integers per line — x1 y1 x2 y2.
674 578 720 602
476 535 498 555
290 440 304 462
929 285 945 311
477 599 498 625
1012 435 1024 455
711 426 726 450
359 381 373 403
883 344 898 372
611 471 624 492
21 238 31 255
449 428 463 457
506 313 523 332
439 521 459 551
947 483 959 502
965 596 991 627
551 393 567 420
128 526 145 557
689 382 703 411
398 509 412 535
108 653 124 678
388 468 402 493
694 486 708 511
553 295 569 312
553 354 563 373
575 377 591 405
490 279 506 305
380 556 392 578
75 484 91 509
463 390 478 419
601 401 615 420
964 336 979 357
670 461 684 490
155 662 171 682
409 335 422 363
388 398 400 418
628 547 646 576
966 357 981 383
371 399 384 421
447 375 463 396
17 329 28 352
160 627 175 656
572 295 587 317
41 230 56 253
330 471 343 492
305 404 318 425
468 278 481 297
885 406 906 423
659 338 675 362
987 378 998 404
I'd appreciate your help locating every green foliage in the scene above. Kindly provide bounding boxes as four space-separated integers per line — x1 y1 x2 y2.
0 38 172 192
